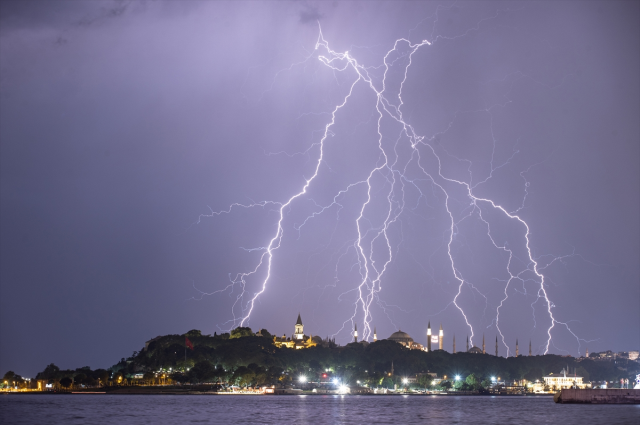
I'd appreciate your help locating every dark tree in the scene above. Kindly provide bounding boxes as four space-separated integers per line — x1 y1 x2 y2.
230 327 253 339
188 361 216 383
59 377 73 388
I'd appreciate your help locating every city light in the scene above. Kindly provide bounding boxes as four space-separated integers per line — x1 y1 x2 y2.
299 376 307 383
455 375 461 381
402 378 408 384
491 377 496 382
333 378 339 385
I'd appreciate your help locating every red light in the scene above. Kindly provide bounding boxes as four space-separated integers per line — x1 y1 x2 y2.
322 374 327 378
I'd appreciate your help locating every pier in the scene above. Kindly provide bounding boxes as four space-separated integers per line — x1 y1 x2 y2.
554 389 640 404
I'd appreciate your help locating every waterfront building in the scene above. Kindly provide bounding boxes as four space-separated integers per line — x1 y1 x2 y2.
543 369 590 390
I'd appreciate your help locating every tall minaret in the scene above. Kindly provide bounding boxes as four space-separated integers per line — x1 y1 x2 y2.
294 313 304 340
495 336 498 357
515 339 519 357
439 324 443 350
482 334 485 354
529 340 532 356
586 348 589 358
466 335 469 352
390 360 394 376
453 334 456 353
373 327 377 342
427 321 432 352
354 323 358 343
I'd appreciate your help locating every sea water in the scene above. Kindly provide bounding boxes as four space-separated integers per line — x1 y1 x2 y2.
1 394 639 424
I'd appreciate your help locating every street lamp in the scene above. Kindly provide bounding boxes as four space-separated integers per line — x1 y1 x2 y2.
299 376 307 383
455 375 461 381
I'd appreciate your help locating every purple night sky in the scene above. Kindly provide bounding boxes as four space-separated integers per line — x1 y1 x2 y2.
1 1 638 377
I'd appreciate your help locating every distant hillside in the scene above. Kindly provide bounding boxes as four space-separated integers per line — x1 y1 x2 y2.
103 328 636 388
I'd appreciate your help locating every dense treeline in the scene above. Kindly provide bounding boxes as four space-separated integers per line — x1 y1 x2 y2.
106 329 636 388
4 328 637 390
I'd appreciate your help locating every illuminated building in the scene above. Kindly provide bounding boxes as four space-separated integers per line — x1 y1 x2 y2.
387 330 424 350
273 313 320 349
426 322 443 351
294 313 304 340
543 369 590 390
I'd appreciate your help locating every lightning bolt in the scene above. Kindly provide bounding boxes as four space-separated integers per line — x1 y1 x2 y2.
195 12 586 355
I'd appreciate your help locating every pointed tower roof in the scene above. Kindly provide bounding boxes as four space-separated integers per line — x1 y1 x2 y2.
296 313 303 325
354 323 358 331
427 321 431 328
439 323 442 330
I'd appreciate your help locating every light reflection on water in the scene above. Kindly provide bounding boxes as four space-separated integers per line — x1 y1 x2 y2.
1 394 639 425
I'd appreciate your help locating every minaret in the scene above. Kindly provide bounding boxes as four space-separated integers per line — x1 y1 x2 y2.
439 324 443 350
516 339 519 357
466 335 469 352
482 334 485 354
390 360 394 376
495 336 498 357
586 348 589 358
354 323 358 343
529 340 532 356
453 334 456 353
294 313 304 340
373 327 377 342
427 321 432 352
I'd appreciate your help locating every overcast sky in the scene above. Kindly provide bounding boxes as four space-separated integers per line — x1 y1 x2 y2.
1 0 638 376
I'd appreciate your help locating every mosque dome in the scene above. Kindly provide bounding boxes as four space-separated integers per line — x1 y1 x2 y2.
387 330 414 345
467 346 483 354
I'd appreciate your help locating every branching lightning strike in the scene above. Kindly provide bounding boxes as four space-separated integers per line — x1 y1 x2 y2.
196 18 585 355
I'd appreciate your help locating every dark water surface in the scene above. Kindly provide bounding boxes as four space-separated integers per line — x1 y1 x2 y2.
1 394 639 424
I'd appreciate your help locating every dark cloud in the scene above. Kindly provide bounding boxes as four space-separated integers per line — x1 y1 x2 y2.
299 4 323 24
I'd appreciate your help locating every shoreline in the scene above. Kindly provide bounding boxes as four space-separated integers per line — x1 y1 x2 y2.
2 390 554 397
